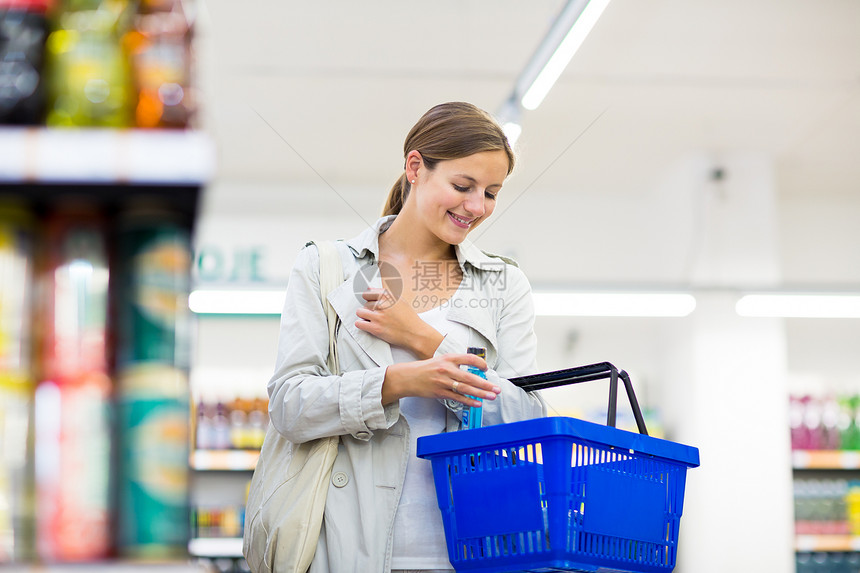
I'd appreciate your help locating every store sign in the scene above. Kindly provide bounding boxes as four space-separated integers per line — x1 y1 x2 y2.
195 245 267 284
192 214 361 290
192 216 295 288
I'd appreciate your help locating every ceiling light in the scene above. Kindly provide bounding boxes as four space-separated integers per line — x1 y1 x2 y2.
496 96 523 147
189 289 284 315
736 294 860 318
532 292 696 317
502 121 523 146
517 0 612 111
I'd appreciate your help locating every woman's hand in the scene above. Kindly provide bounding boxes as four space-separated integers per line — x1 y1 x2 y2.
381 353 501 407
355 288 443 358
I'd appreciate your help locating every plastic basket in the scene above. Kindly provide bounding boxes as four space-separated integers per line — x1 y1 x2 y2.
417 416 700 573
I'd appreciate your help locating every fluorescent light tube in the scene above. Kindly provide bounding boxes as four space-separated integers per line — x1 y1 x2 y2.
736 294 860 318
532 292 696 317
189 289 285 315
520 0 612 110
502 121 523 146
191 288 700 318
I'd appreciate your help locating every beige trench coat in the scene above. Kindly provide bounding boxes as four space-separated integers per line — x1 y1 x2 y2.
266 216 545 573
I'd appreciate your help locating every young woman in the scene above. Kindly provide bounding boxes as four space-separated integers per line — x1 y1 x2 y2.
267 102 545 572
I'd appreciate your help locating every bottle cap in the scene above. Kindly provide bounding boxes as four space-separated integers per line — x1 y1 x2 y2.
466 347 486 359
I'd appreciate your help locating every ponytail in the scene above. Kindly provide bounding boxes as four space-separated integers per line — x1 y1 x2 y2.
382 173 411 216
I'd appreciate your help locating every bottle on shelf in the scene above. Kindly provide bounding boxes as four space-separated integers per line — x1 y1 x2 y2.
228 398 248 449
0 0 50 125
211 401 230 450
193 396 268 452
821 395 842 451
796 551 860 573
114 199 193 559
191 505 245 539
195 400 215 450
841 395 860 451
0 201 37 563
247 398 267 450
34 204 112 562
848 480 860 536
124 0 194 128
44 2 135 127
791 393 860 452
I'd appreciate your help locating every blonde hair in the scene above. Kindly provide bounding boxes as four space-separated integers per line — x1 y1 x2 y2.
382 102 515 217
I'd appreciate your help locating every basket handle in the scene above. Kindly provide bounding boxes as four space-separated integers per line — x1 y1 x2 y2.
509 362 649 436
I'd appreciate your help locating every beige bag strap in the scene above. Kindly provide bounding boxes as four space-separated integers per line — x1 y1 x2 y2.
312 240 343 375
243 241 345 573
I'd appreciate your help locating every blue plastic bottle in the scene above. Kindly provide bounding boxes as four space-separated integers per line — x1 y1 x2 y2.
461 347 487 430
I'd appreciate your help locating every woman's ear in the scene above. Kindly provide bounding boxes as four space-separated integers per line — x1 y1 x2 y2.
405 150 423 183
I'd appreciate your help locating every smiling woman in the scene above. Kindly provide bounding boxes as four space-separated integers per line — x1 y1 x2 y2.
246 101 545 573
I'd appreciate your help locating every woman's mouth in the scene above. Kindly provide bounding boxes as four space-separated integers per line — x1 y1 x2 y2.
447 212 473 229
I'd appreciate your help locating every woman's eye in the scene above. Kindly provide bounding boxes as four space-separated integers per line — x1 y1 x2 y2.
485 191 497 200
453 184 469 192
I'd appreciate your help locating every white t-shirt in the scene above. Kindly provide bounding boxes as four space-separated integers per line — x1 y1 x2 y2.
389 304 471 571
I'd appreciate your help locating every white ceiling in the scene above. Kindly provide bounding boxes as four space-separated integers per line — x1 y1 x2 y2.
195 0 860 215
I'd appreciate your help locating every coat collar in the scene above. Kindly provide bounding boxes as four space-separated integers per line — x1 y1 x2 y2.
344 215 510 274
336 216 510 367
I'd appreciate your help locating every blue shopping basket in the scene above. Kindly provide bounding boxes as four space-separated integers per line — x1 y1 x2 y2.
417 363 700 573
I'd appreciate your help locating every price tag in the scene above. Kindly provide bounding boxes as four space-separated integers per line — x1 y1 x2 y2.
795 535 815 551
0 129 28 181
841 451 860 469
792 451 811 468
191 450 213 469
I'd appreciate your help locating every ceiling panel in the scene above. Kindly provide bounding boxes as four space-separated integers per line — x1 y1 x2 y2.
196 0 860 210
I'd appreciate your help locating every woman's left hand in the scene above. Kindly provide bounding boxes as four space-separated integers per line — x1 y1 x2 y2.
355 288 443 358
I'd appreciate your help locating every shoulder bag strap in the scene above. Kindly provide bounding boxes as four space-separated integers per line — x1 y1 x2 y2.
312 240 343 375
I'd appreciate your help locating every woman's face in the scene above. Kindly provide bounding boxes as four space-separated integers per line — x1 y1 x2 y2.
409 150 509 245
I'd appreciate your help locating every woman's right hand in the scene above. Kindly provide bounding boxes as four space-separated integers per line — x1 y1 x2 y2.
381 353 501 407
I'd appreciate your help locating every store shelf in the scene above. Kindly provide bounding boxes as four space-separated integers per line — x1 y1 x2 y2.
0 128 215 185
190 449 259 471
188 537 244 558
796 534 860 552
2 563 208 572
792 450 860 470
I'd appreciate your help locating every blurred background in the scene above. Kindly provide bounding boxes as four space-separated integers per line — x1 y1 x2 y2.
1 0 859 572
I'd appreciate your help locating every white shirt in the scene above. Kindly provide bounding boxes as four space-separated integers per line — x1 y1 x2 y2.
390 304 470 570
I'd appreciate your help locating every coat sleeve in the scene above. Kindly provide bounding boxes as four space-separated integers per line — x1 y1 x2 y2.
440 264 546 429
266 245 400 444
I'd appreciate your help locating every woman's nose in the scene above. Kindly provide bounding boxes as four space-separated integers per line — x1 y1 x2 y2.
464 193 486 217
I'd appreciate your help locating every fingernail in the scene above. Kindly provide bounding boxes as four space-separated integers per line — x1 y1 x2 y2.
493 386 501 394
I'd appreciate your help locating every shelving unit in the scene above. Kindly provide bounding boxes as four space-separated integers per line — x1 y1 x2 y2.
0 128 215 185
796 534 860 552
793 450 860 471
792 448 860 561
188 538 244 559
187 398 262 563
0 126 214 567
189 466 251 563
3 564 208 573
0 128 213 223
190 450 260 472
